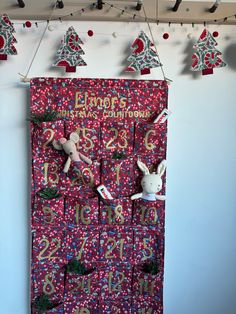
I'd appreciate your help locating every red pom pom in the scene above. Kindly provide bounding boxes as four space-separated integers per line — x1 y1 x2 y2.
213 31 219 38
25 21 32 28
87 30 94 37
163 33 169 40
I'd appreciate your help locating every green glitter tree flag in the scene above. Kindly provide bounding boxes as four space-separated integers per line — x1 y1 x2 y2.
125 31 161 75
53 26 86 73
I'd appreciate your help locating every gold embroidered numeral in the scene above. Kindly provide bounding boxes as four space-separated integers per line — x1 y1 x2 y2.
106 205 124 225
76 127 95 150
108 271 125 293
76 237 88 260
141 238 154 261
72 168 94 187
43 128 55 148
105 128 128 150
139 278 155 296
144 130 156 150
105 237 124 259
140 206 158 225
43 273 55 295
71 277 91 294
42 206 55 224
75 204 91 225
43 163 59 185
37 238 61 260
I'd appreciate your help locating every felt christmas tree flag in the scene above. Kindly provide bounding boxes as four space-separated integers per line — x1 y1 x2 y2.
53 26 86 73
191 28 226 75
0 14 17 60
125 31 161 75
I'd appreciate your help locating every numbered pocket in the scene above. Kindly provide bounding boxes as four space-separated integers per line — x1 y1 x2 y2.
134 122 167 158
32 229 65 268
99 231 133 262
132 267 162 299
99 264 132 297
132 199 164 233
100 297 131 314
33 157 67 192
132 296 163 314
133 232 162 264
31 264 65 302
64 297 99 314
66 160 101 198
100 197 132 225
32 120 65 158
65 120 101 159
65 197 99 227
101 122 134 157
32 196 64 228
65 263 99 298
65 229 99 262
101 159 134 198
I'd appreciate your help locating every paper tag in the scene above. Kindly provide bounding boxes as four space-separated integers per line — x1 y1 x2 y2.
97 184 113 200
154 108 172 124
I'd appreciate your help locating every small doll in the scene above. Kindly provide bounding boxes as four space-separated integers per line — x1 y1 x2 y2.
53 132 92 173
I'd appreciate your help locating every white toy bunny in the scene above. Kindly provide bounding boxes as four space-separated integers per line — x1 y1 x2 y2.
131 159 167 201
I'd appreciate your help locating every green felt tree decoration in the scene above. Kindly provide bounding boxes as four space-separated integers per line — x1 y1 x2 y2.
36 188 61 200
29 111 59 123
112 151 127 159
141 261 159 275
34 294 53 313
66 259 95 275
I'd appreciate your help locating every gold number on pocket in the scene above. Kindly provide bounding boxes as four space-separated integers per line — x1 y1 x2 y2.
75 204 91 225
43 163 59 185
106 128 128 150
37 238 61 260
107 205 124 225
43 129 55 148
72 168 94 187
71 277 91 294
108 271 125 293
105 237 124 259
140 206 158 225
139 278 155 296
144 130 156 150
77 237 88 260
115 163 122 185
76 127 95 150
42 206 55 224
43 273 55 295
141 237 154 261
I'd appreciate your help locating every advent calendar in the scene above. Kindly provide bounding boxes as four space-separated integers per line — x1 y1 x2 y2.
30 78 168 314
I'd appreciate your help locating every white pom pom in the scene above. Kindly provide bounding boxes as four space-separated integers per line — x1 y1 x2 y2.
112 32 118 38
187 33 192 39
48 25 54 31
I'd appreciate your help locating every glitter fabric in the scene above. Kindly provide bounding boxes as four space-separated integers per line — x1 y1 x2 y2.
30 78 168 313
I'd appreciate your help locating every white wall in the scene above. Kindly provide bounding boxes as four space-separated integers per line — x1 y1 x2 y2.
0 20 236 314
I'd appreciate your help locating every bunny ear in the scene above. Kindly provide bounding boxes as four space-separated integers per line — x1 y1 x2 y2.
137 160 150 175
70 132 80 143
157 160 167 177
52 139 63 150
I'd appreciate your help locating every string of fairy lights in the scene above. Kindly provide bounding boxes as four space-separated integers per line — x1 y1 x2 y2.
11 1 236 30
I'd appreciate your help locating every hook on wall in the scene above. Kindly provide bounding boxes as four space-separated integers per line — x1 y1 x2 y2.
209 0 220 13
172 0 182 12
17 0 25 8
57 0 64 9
97 0 103 10
136 0 142 11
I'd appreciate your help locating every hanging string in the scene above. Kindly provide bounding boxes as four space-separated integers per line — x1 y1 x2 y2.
19 1 58 81
142 5 171 83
